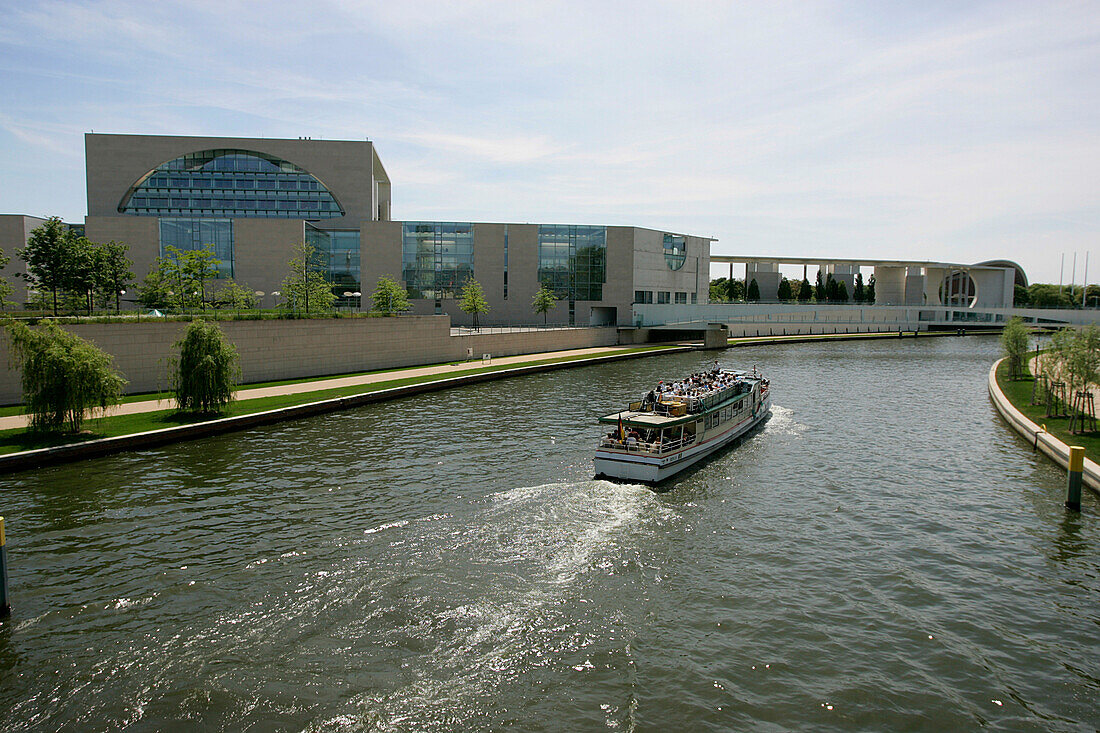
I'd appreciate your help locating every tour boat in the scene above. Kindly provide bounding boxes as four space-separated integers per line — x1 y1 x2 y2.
594 366 771 485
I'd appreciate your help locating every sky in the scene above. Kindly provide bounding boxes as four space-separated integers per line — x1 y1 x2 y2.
0 0 1097 284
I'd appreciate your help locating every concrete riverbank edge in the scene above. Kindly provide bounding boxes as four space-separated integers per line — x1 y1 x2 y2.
987 358 1100 495
0 345 693 475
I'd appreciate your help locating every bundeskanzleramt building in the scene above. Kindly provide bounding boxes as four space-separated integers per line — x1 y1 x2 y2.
82 133 711 326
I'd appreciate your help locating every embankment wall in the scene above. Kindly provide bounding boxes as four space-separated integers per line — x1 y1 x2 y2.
0 317 618 404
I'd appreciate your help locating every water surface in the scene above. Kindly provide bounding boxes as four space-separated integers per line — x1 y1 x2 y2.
1 336 1098 731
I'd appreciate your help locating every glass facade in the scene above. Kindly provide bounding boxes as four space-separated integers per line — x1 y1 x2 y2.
307 225 361 307
159 218 234 278
120 149 344 219
537 225 606 301
664 234 686 270
401 222 475 299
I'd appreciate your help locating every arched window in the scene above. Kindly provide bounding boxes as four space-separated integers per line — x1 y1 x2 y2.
118 149 345 219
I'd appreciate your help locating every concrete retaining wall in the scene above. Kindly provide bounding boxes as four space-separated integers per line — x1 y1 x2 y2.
987 358 1100 494
0 317 618 405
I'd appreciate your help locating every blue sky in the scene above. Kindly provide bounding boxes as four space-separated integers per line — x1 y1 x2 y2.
1 0 1097 284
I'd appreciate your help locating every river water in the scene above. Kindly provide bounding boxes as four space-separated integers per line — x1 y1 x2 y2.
1 337 1098 731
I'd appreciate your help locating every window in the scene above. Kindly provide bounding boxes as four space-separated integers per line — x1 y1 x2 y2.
657 291 670 304
118 149 344 219
308 225 361 308
537 225 606 303
675 292 688 304
664 234 686 270
159 219 233 278
401 222 475 299
634 290 653 304
692 293 698 304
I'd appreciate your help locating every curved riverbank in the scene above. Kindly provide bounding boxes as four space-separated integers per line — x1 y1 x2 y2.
0 329 1002 473
988 357 1100 494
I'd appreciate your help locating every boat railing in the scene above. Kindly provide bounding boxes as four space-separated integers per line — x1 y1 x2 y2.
599 435 696 455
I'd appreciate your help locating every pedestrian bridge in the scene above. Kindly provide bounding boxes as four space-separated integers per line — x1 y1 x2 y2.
634 303 1100 339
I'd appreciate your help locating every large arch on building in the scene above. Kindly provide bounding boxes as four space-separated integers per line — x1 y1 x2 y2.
117 148 345 219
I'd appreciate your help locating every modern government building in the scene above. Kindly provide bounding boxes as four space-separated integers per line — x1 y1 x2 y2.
0 133 1027 325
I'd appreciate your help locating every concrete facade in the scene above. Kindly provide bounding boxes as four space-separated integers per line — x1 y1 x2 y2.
0 316 620 405
0 215 47 302
74 134 711 326
715 256 1024 308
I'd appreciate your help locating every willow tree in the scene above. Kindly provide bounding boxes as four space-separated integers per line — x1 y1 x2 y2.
170 319 239 414
5 320 127 432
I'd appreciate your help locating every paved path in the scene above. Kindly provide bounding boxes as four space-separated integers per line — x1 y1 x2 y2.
0 344 651 431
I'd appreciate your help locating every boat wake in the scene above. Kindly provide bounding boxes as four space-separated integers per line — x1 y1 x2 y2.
307 480 674 731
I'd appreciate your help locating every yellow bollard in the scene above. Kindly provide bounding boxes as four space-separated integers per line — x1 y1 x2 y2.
1067 447 1085 511
0 516 8 616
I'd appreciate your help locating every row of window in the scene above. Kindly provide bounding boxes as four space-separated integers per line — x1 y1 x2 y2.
704 399 746 430
158 149 304 173
159 219 234 279
143 176 326 191
307 226 362 305
131 196 338 211
635 291 697 304
120 149 344 219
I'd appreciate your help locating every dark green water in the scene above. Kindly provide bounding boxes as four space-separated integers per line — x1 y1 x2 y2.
1 337 1098 731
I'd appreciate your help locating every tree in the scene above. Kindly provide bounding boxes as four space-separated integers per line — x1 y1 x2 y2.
1050 326 1100 431
4 320 126 432
282 241 335 315
214 279 257 310
853 273 865 303
826 274 839 302
727 278 744 301
65 235 97 315
866 275 876 304
95 241 134 313
532 282 558 324
370 275 411 315
0 247 12 311
1000 317 1030 379
170 320 239 414
136 268 171 310
746 278 760 302
459 277 490 329
708 278 729 303
814 270 825 302
798 277 812 302
180 245 221 312
777 278 792 301
19 216 73 316
836 281 849 303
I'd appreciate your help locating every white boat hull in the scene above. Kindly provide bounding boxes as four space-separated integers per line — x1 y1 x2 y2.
594 393 771 485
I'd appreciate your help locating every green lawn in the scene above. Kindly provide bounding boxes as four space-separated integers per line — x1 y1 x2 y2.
0 344 685 456
995 358 1100 462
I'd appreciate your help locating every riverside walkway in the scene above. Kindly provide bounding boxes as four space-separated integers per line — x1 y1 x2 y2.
0 344 650 431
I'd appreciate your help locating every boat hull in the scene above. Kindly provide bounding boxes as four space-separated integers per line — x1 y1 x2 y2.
594 393 771 485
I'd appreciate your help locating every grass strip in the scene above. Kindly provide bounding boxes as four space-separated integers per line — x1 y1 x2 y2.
995 358 1100 463
0 344 685 455
0 343 684 417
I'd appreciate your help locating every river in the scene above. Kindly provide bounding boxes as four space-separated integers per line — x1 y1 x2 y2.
1 336 1097 731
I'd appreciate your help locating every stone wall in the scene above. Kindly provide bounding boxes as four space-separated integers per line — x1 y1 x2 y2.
0 316 619 405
